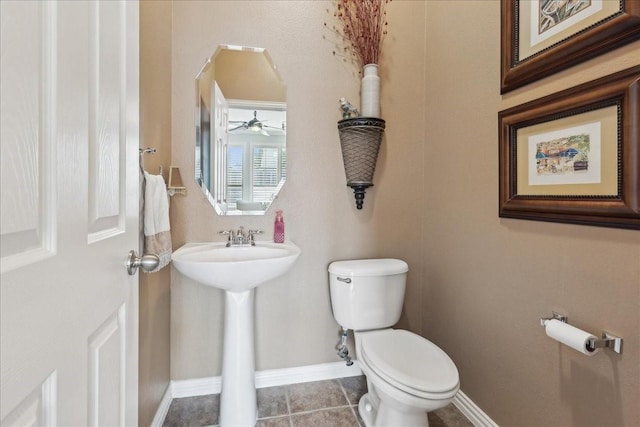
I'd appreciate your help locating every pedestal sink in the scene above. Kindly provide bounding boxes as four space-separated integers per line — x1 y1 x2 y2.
171 241 301 426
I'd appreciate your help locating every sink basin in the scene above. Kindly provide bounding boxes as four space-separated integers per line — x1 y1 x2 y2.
171 241 301 292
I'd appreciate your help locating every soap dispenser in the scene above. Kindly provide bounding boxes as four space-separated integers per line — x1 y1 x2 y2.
274 210 285 243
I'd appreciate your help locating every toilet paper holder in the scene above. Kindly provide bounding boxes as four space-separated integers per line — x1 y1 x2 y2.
540 311 623 354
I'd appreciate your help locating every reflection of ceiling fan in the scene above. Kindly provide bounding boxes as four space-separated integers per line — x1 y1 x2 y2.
228 111 283 136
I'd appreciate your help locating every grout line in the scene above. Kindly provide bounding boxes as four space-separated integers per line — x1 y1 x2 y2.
288 404 356 416
349 404 361 427
284 383 292 415
337 377 350 404
284 384 294 427
353 404 363 427
338 376 363 425
337 376 361 425
257 414 291 420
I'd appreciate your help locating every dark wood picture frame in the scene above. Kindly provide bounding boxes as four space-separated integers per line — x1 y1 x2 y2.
501 0 640 93
498 66 640 230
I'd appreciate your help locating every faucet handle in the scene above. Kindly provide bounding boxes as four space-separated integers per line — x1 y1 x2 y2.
218 230 235 246
248 230 263 246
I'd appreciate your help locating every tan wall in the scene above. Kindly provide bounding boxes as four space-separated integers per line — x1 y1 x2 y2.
170 1 426 379
160 1 639 425
139 1 172 426
422 1 640 426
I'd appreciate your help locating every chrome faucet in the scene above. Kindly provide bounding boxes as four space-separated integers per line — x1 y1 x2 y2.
219 227 263 246
235 227 246 245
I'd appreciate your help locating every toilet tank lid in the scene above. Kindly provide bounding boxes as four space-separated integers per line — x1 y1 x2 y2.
328 259 408 276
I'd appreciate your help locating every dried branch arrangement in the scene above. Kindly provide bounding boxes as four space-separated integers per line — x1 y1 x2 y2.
325 0 391 69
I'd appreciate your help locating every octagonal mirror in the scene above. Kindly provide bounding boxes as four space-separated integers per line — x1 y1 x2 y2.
195 45 286 215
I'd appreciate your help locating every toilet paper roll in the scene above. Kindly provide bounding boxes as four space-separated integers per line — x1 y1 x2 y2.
544 319 599 356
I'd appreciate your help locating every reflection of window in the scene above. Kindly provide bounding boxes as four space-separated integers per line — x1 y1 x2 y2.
226 146 243 207
226 142 286 210
253 146 279 203
281 148 287 179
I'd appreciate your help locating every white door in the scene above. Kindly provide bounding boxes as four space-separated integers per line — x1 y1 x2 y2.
1 1 140 425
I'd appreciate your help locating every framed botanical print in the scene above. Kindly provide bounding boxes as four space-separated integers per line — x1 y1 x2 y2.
498 66 640 229
501 0 640 93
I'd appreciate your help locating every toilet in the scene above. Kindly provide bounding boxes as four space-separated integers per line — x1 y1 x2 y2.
328 259 460 427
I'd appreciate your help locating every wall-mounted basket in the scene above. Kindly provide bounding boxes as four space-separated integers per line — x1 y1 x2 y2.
337 117 385 209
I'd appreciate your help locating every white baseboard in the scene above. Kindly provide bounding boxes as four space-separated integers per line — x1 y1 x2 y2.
453 390 499 427
152 361 497 427
149 384 173 427
170 360 362 399
256 360 363 389
171 375 222 399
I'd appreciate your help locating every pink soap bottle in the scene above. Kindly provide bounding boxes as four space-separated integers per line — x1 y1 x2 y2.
274 210 285 243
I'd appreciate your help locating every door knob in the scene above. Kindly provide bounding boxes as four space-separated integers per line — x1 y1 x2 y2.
126 250 160 275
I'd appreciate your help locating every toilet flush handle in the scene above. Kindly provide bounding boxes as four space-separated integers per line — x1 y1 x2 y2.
337 277 352 284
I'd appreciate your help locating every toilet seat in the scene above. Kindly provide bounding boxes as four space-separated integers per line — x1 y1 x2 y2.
360 329 459 400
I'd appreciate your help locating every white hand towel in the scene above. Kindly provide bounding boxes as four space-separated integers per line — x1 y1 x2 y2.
143 171 172 272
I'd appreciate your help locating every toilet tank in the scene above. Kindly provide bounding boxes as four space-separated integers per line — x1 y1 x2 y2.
328 259 408 331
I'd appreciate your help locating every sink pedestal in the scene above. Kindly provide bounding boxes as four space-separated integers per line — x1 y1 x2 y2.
219 289 257 426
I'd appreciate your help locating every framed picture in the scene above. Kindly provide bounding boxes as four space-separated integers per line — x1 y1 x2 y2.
501 0 640 93
498 66 640 230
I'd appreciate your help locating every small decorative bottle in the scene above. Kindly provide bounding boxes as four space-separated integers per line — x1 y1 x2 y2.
274 210 285 243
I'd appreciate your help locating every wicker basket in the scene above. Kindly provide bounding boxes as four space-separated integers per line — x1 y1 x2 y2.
337 117 385 186
337 117 385 209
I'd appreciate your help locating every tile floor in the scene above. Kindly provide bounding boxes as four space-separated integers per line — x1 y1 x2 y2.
162 376 474 427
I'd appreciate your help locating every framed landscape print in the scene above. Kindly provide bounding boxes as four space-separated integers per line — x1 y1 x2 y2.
498 66 640 229
501 0 640 93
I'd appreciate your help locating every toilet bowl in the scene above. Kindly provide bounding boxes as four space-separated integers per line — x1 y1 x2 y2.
356 329 459 426
328 259 460 427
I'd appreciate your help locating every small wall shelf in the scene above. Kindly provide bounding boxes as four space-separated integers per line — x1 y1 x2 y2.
168 166 187 196
337 117 385 209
